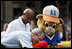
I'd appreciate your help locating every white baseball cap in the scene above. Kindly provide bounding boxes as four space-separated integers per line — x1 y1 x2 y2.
43 5 60 23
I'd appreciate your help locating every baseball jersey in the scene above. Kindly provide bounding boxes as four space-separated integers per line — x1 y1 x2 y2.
42 33 61 46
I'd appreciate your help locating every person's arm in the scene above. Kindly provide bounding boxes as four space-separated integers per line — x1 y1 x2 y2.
65 31 69 41
57 34 61 48
6 23 16 34
18 33 33 48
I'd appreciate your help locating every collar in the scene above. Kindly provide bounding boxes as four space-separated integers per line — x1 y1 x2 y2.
19 16 24 25
19 16 29 26
45 34 55 40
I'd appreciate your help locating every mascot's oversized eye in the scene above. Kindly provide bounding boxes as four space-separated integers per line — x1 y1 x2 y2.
52 24 56 28
45 22 48 27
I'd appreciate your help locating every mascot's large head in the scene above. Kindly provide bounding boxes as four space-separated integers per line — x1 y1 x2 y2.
36 5 64 37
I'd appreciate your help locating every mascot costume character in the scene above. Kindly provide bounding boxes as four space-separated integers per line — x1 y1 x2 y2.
33 5 64 48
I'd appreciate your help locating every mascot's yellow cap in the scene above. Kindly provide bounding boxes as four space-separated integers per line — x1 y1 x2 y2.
43 5 60 23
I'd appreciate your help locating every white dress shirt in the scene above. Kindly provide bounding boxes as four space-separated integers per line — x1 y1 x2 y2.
6 16 30 34
1 31 6 38
1 31 33 48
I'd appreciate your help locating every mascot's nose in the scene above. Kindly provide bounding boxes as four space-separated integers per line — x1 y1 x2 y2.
48 27 53 31
47 27 55 33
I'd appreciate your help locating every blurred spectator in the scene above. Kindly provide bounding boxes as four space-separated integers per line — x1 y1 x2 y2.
1 23 8 38
65 24 71 41
61 22 71 41
64 15 71 31
30 20 38 31
61 24 67 41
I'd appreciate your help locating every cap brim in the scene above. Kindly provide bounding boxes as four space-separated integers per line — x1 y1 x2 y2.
43 15 60 23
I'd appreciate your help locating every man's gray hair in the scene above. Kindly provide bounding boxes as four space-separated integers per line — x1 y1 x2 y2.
31 28 43 36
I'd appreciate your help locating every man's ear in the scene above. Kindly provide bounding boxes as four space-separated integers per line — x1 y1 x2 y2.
36 14 43 19
59 18 64 24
